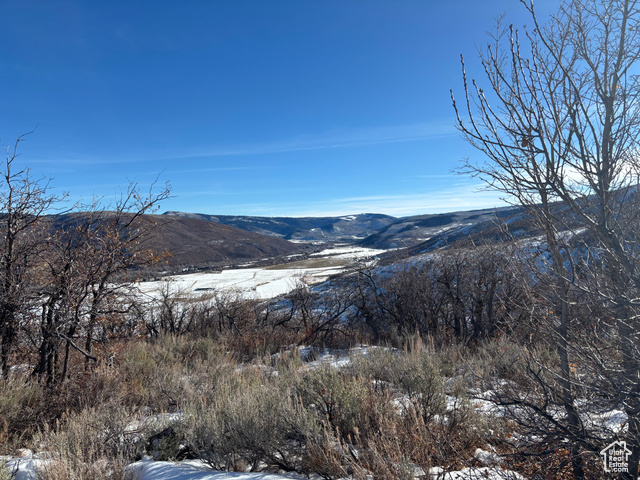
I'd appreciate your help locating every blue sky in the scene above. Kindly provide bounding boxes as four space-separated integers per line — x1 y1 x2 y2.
0 0 556 217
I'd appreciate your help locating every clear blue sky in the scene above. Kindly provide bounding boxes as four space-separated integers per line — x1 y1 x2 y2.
0 0 556 217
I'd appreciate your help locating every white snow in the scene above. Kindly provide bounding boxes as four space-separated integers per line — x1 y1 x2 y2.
3 451 47 480
138 246 386 300
136 247 386 301
3 456 308 480
473 448 502 466
137 266 344 300
5 456 530 480
580 406 628 435
309 246 386 259
127 459 307 480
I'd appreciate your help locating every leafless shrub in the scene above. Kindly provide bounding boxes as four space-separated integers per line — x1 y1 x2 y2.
34 402 143 480
116 336 234 411
0 375 44 452
180 369 319 472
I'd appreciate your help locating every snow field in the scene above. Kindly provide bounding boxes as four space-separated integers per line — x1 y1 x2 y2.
136 266 343 301
137 247 385 301
309 246 388 259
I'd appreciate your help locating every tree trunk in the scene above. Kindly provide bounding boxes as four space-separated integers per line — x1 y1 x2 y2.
34 300 60 386
0 308 15 379
618 307 640 479
557 295 585 480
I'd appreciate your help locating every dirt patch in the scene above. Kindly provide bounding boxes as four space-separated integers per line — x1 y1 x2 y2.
264 257 350 270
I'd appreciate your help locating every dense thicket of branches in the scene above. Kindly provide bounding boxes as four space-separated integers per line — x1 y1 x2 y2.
451 0 640 477
136 247 535 351
0 134 170 385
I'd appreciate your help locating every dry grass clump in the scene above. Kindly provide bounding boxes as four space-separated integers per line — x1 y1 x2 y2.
116 335 235 411
181 371 319 472
0 367 131 452
299 346 501 478
460 336 549 391
0 375 44 452
34 401 143 480
104 336 502 478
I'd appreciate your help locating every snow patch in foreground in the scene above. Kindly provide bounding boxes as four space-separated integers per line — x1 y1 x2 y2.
128 460 529 480
3 451 47 480
128 459 307 479
4 454 530 480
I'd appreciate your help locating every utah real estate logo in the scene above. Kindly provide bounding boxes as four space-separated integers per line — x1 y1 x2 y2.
600 440 631 474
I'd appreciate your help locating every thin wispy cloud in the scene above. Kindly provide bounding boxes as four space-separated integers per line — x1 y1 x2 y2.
24 121 455 167
177 121 457 160
414 174 459 179
203 183 507 218
174 186 319 198
306 191 504 217
165 166 263 175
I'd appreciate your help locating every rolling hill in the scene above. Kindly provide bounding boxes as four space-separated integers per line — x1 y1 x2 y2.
163 207 523 250
52 213 310 273
163 212 397 242
358 206 523 249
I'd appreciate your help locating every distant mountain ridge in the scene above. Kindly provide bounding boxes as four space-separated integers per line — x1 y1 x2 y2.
358 207 523 249
163 206 522 248
163 212 396 242
45 205 556 275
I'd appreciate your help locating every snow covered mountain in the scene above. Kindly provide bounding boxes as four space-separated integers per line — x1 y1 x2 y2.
359 206 523 249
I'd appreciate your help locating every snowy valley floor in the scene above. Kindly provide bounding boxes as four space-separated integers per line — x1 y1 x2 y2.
136 246 387 300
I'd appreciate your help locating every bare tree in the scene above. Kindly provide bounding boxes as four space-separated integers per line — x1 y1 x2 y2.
31 181 171 384
452 0 640 477
0 133 61 379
